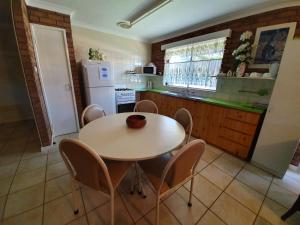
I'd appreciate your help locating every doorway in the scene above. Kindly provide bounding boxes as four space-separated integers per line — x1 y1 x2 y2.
31 24 79 138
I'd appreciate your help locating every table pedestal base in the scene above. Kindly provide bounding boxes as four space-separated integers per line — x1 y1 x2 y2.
130 162 147 198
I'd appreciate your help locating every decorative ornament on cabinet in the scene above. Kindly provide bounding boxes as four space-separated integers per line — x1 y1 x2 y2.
88 48 105 61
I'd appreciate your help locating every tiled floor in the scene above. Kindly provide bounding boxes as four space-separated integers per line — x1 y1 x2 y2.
0 120 300 225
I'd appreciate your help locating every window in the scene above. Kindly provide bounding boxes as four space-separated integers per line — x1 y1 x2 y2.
163 37 226 90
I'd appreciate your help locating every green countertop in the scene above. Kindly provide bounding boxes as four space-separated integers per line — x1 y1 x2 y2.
135 88 266 114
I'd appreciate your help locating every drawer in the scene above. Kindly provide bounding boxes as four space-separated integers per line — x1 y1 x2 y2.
223 118 257 135
219 128 253 147
226 108 260 125
217 137 249 159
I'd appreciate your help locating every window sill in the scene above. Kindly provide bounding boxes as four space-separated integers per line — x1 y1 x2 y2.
164 85 216 93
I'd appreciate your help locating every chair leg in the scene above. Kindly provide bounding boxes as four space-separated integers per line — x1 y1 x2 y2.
110 193 115 225
188 176 194 207
281 195 300 221
71 179 79 215
155 196 160 225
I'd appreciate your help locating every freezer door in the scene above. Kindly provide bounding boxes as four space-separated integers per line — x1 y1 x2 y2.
82 61 114 87
87 87 116 115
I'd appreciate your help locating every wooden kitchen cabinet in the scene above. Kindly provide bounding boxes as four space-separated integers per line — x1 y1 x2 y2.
140 91 263 159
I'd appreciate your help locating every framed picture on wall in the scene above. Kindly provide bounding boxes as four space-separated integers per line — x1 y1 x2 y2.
249 22 296 69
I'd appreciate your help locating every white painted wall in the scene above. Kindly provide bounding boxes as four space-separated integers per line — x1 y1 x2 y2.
72 26 151 89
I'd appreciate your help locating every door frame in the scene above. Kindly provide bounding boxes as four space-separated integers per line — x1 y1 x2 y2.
30 23 80 141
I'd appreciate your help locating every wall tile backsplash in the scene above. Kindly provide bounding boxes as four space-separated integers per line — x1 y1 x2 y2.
149 76 275 105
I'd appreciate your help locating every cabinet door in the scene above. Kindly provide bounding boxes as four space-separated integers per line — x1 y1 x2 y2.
206 105 224 146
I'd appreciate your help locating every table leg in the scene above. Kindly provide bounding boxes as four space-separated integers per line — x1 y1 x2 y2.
130 162 147 198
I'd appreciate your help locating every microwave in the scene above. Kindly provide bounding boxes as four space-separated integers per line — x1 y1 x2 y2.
142 66 156 75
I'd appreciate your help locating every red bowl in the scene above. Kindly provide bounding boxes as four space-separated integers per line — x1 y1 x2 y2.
126 115 146 129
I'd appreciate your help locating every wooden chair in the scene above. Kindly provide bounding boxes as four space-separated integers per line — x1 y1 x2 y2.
134 100 158 114
138 139 205 225
81 104 106 126
59 139 132 225
174 108 193 144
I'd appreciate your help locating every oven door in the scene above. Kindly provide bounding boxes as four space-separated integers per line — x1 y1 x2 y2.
117 103 135 113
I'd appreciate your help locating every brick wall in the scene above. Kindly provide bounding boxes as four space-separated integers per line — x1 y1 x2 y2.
27 6 83 116
152 6 300 74
11 0 52 146
11 0 83 147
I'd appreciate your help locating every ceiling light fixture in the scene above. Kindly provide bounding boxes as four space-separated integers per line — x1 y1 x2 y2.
117 0 173 29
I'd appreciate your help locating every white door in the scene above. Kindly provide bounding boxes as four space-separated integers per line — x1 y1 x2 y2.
252 40 300 177
31 24 79 137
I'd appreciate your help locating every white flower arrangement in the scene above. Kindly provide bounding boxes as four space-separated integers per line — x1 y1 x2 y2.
240 31 253 41
232 31 253 65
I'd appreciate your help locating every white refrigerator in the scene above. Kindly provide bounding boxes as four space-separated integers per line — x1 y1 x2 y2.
82 60 116 115
252 40 300 178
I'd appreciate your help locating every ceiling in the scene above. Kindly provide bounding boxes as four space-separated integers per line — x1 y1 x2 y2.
26 0 299 43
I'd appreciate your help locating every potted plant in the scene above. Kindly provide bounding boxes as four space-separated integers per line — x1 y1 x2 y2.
232 31 253 77
88 48 105 61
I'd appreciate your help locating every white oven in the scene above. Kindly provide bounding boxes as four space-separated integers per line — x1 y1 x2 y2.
115 88 136 113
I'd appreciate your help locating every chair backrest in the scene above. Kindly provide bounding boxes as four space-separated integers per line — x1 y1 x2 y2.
160 139 205 191
174 108 193 144
59 139 113 194
81 104 106 126
134 100 158 114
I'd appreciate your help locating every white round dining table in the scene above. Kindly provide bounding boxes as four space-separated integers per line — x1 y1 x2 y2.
79 112 186 161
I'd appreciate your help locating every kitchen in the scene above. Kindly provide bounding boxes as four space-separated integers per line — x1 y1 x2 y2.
1 0 300 224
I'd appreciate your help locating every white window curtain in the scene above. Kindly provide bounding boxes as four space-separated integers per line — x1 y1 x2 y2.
163 37 226 90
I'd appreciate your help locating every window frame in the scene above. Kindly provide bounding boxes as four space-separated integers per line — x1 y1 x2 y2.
161 29 231 91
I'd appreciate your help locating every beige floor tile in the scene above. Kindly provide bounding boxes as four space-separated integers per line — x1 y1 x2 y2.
2 206 43 225
237 167 271 195
66 216 88 225
17 155 47 174
0 152 23 166
45 174 75 203
1 138 28 153
4 183 44 218
184 174 222 207
0 177 13 197
267 183 298 208
225 179 264 213
87 197 133 225
195 159 208 172
206 144 224 155
211 193 256 225
273 174 300 195
120 182 156 222
0 195 6 219
200 164 233 190
43 191 84 225
10 168 45 193
47 151 63 165
0 163 18 181
259 198 291 225
254 217 272 225
81 186 109 212
46 161 69 181
136 204 180 225
22 141 45 160
213 154 245 177
244 164 273 182
164 187 207 225
201 149 220 163
196 210 226 225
